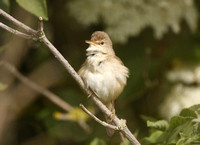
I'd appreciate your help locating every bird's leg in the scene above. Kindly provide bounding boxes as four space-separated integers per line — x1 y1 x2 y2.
105 101 116 136
87 89 97 98
107 101 116 122
111 101 116 119
87 93 92 98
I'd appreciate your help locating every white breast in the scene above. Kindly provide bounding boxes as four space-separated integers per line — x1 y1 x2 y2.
79 54 129 103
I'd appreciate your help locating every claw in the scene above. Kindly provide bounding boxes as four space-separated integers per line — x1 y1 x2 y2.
88 93 92 98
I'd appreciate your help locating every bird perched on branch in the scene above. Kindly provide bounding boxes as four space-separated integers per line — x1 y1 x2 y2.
78 31 129 136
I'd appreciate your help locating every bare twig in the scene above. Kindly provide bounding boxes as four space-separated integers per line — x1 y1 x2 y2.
37 17 46 40
0 22 37 40
38 17 44 32
0 9 140 145
2 61 73 112
80 104 119 130
2 61 91 132
91 95 140 145
0 9 37 34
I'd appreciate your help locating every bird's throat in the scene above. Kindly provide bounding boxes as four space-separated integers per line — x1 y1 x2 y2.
86 45 106 57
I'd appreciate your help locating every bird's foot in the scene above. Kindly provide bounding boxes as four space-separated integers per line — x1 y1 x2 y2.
87 93 92 98
110 113 115 122
118 119 127 130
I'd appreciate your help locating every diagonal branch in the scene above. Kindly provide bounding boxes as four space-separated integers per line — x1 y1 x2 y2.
2 61 90 132
2 61 73 112
39 22 140 145
0 9 140 145
38 21 140 145
41 37 86 88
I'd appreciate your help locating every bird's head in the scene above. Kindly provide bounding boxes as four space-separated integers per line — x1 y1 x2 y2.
85 31 115 56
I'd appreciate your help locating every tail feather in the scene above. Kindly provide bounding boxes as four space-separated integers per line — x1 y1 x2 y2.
105 101 115 136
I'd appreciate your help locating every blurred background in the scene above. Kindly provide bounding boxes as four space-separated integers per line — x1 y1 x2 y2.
0 0 200 145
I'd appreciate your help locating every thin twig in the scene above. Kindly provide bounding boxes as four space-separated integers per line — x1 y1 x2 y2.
0 22 37 40
38 17 44 32
0 9 37 34
91 95 140 145
2 61 73 112
80 104 119 130
2 61 91 133
37 17 46 40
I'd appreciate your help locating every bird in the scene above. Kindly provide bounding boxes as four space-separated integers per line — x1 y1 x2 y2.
78 31 129 136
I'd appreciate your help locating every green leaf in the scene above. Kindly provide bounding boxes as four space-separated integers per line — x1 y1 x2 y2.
140 115 157 122
189 104 200 112
141 130 164 145
169 116 194 130
147 120 169 131
142 105 200 144
176 134 200 145
89 138 107 145
180 108 197 118
16 0 48 20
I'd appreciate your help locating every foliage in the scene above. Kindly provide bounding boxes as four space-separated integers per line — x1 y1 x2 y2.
142 104 200 145
147 120 169 131
68 0 198 43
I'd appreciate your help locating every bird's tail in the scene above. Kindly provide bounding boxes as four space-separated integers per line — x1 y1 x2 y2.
105 101 115 137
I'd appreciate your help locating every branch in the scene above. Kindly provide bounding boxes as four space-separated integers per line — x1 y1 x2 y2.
41 37 86 91
40 21 140 145
80 104 119 130
0 22 37 40
0 9 140 145
2 61 90 132
0 9 37 34
2 61 73 112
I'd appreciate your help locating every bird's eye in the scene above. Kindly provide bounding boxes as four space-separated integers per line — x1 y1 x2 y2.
100 41 104 45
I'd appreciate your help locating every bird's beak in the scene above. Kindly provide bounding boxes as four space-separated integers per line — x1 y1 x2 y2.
85 40 96 45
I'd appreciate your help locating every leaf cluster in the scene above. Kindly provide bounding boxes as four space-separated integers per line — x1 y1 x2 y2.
142 104 200 145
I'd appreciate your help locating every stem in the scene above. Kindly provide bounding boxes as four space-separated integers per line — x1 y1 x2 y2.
0 9 37 34
80 104 119 130
0 22 36 40
3 61 73 112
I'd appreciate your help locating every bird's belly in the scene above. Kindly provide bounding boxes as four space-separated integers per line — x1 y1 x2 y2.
85 71 123 103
